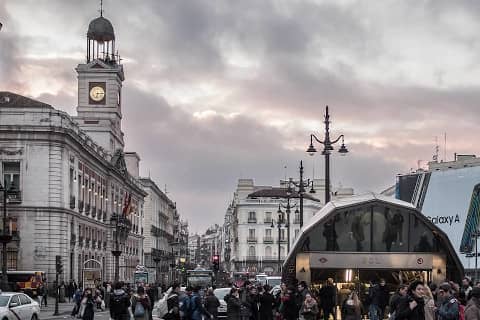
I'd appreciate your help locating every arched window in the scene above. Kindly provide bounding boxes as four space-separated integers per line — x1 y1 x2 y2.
248 246 256 257
265 246 272 257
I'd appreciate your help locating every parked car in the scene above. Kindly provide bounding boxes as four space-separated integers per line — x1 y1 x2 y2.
213 288 231 319
0 292 40 320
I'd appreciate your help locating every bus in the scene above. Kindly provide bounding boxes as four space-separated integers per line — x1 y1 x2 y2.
7 271 46 297
186 268 214 289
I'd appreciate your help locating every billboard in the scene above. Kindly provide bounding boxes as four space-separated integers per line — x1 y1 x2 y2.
397 165 480 270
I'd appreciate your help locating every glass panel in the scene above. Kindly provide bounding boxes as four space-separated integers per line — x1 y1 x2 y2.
409 213 437 252
335 207 371 252
372 205 408 252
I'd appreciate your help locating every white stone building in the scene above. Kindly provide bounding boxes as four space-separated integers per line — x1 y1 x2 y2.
228 179 324 274
0 13 152 286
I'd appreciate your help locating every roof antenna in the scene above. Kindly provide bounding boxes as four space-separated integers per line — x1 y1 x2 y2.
433 136 439 162
99 0 104 17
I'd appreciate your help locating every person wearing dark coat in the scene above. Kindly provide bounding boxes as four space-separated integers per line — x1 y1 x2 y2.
81 289 95 320
227 288 242 320
259 285 275 320
395 280 426 320
109 282 132 320
205 288 220 319
465 287 480 320
320 278 336 320
281 287 298 320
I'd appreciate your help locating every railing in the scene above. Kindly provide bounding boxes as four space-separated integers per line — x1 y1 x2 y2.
247 237 257 243
7 190 22 204
242 255 287 261
263 237 274 243
91 207 96 218
278 238 287 243
70 196 76 209
264 218 272 224
247 218 257 223
85 204 90 216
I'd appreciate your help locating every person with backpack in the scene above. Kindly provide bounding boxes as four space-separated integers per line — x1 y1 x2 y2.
180 287 193 320
190 286 212 320
109 282 131 320
79 289 95 320
132 286 152 320
436 283 460 320
164 284 181 320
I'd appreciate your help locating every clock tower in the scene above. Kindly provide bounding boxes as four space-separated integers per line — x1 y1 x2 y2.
75 11 125 154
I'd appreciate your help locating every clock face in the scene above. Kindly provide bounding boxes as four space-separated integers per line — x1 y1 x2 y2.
89 86 105 102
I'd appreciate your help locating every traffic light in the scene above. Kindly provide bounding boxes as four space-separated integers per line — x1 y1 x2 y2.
212 254 220 272
55 255 63 274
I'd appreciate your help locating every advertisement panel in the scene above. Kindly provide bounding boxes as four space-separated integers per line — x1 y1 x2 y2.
419 166 480 269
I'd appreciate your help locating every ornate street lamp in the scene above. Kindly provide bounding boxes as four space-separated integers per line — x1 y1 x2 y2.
277 192 298 253
271 212 287 273
110 213 131 282
0 180 15 291
307 105 348 204
289 162 316 228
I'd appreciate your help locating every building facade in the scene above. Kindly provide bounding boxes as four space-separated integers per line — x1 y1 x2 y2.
228 179 325 274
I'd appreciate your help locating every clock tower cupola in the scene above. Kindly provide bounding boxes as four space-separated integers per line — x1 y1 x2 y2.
75 5 125 154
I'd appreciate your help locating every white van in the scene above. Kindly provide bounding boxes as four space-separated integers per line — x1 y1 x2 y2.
266 276 282 287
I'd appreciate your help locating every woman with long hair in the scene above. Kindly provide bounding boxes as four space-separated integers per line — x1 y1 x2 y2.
342 291 362 320
423 285 435 320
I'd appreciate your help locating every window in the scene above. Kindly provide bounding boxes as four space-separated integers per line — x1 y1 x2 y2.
19 294 30 305
265 229 272 237
265 212 272 222
248 212 256 222
248 246 256 257
280 246 285 257
248 229 255 238
3 162 20 188
265 246 272 257
280 229 285 240
10 295 20 307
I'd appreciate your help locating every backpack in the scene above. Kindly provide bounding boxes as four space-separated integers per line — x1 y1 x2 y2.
134 299 146 318
189 295 199 314
180 295 191 317
156 292 177 319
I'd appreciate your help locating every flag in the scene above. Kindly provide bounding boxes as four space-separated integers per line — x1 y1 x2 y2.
122 193 132 216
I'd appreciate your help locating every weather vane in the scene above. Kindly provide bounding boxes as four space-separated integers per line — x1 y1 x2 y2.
99 0 104 17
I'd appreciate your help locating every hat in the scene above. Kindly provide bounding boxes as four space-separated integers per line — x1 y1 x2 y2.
471 287 480 298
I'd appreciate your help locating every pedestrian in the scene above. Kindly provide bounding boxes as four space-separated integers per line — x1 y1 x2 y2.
105 282 111 309
68 281 75 303
423 285 435 320
389 284 408 319
368 279 389 320
460 277 473 306
204 288 220 319
72 288 83 317
164 283 181 320
180 286 192 320
80 289 95 320
296 281 310 314
109 282 131 320
300 293 319 320
320 278 336 320
40 284 48 307
189 286 211 320
259 285 275 320
465 287 480 320
436 282 460 320
226 288 241 320
281 286 298 320
341 291 361 320
395 280 425 320
132 286 152 320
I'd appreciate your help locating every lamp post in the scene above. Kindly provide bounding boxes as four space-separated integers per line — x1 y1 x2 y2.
289 161 316 228
271 212 287 273
110 213 131 282
0 180 15 291
307 105 348 204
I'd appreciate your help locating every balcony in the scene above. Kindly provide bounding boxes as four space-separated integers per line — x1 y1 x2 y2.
247 218 257 223
11 230 20 241
78 200 84 213
278 238 287 243
263 237 274 243
6 190 22 204
70 196 76 209
264 218 272 224
247 237 257 243
91 207 96 218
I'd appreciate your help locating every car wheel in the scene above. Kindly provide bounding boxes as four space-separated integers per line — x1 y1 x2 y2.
31 314 38 320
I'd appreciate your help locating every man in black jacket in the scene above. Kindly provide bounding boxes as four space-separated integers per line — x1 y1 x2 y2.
109 282 131 320
395 280 425 320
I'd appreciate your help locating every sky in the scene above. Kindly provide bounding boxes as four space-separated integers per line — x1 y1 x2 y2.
2 0 480 233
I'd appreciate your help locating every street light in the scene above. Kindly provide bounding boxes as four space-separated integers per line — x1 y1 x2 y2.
0 180 15 291
110 213 131 282
307 105 348 204
271 212 287 273
277 187 298 253
289 161 316 228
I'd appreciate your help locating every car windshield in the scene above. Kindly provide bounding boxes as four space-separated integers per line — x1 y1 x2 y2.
268 278 281 287
214 288 230 300
0 296 10 307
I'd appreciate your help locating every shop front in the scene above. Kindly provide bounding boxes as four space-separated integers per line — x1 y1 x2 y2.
283 194 463 287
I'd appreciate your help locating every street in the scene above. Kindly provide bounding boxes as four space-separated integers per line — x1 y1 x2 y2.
39 302 110 320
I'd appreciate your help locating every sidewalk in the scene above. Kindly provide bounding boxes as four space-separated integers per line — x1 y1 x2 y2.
39 301 109 320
